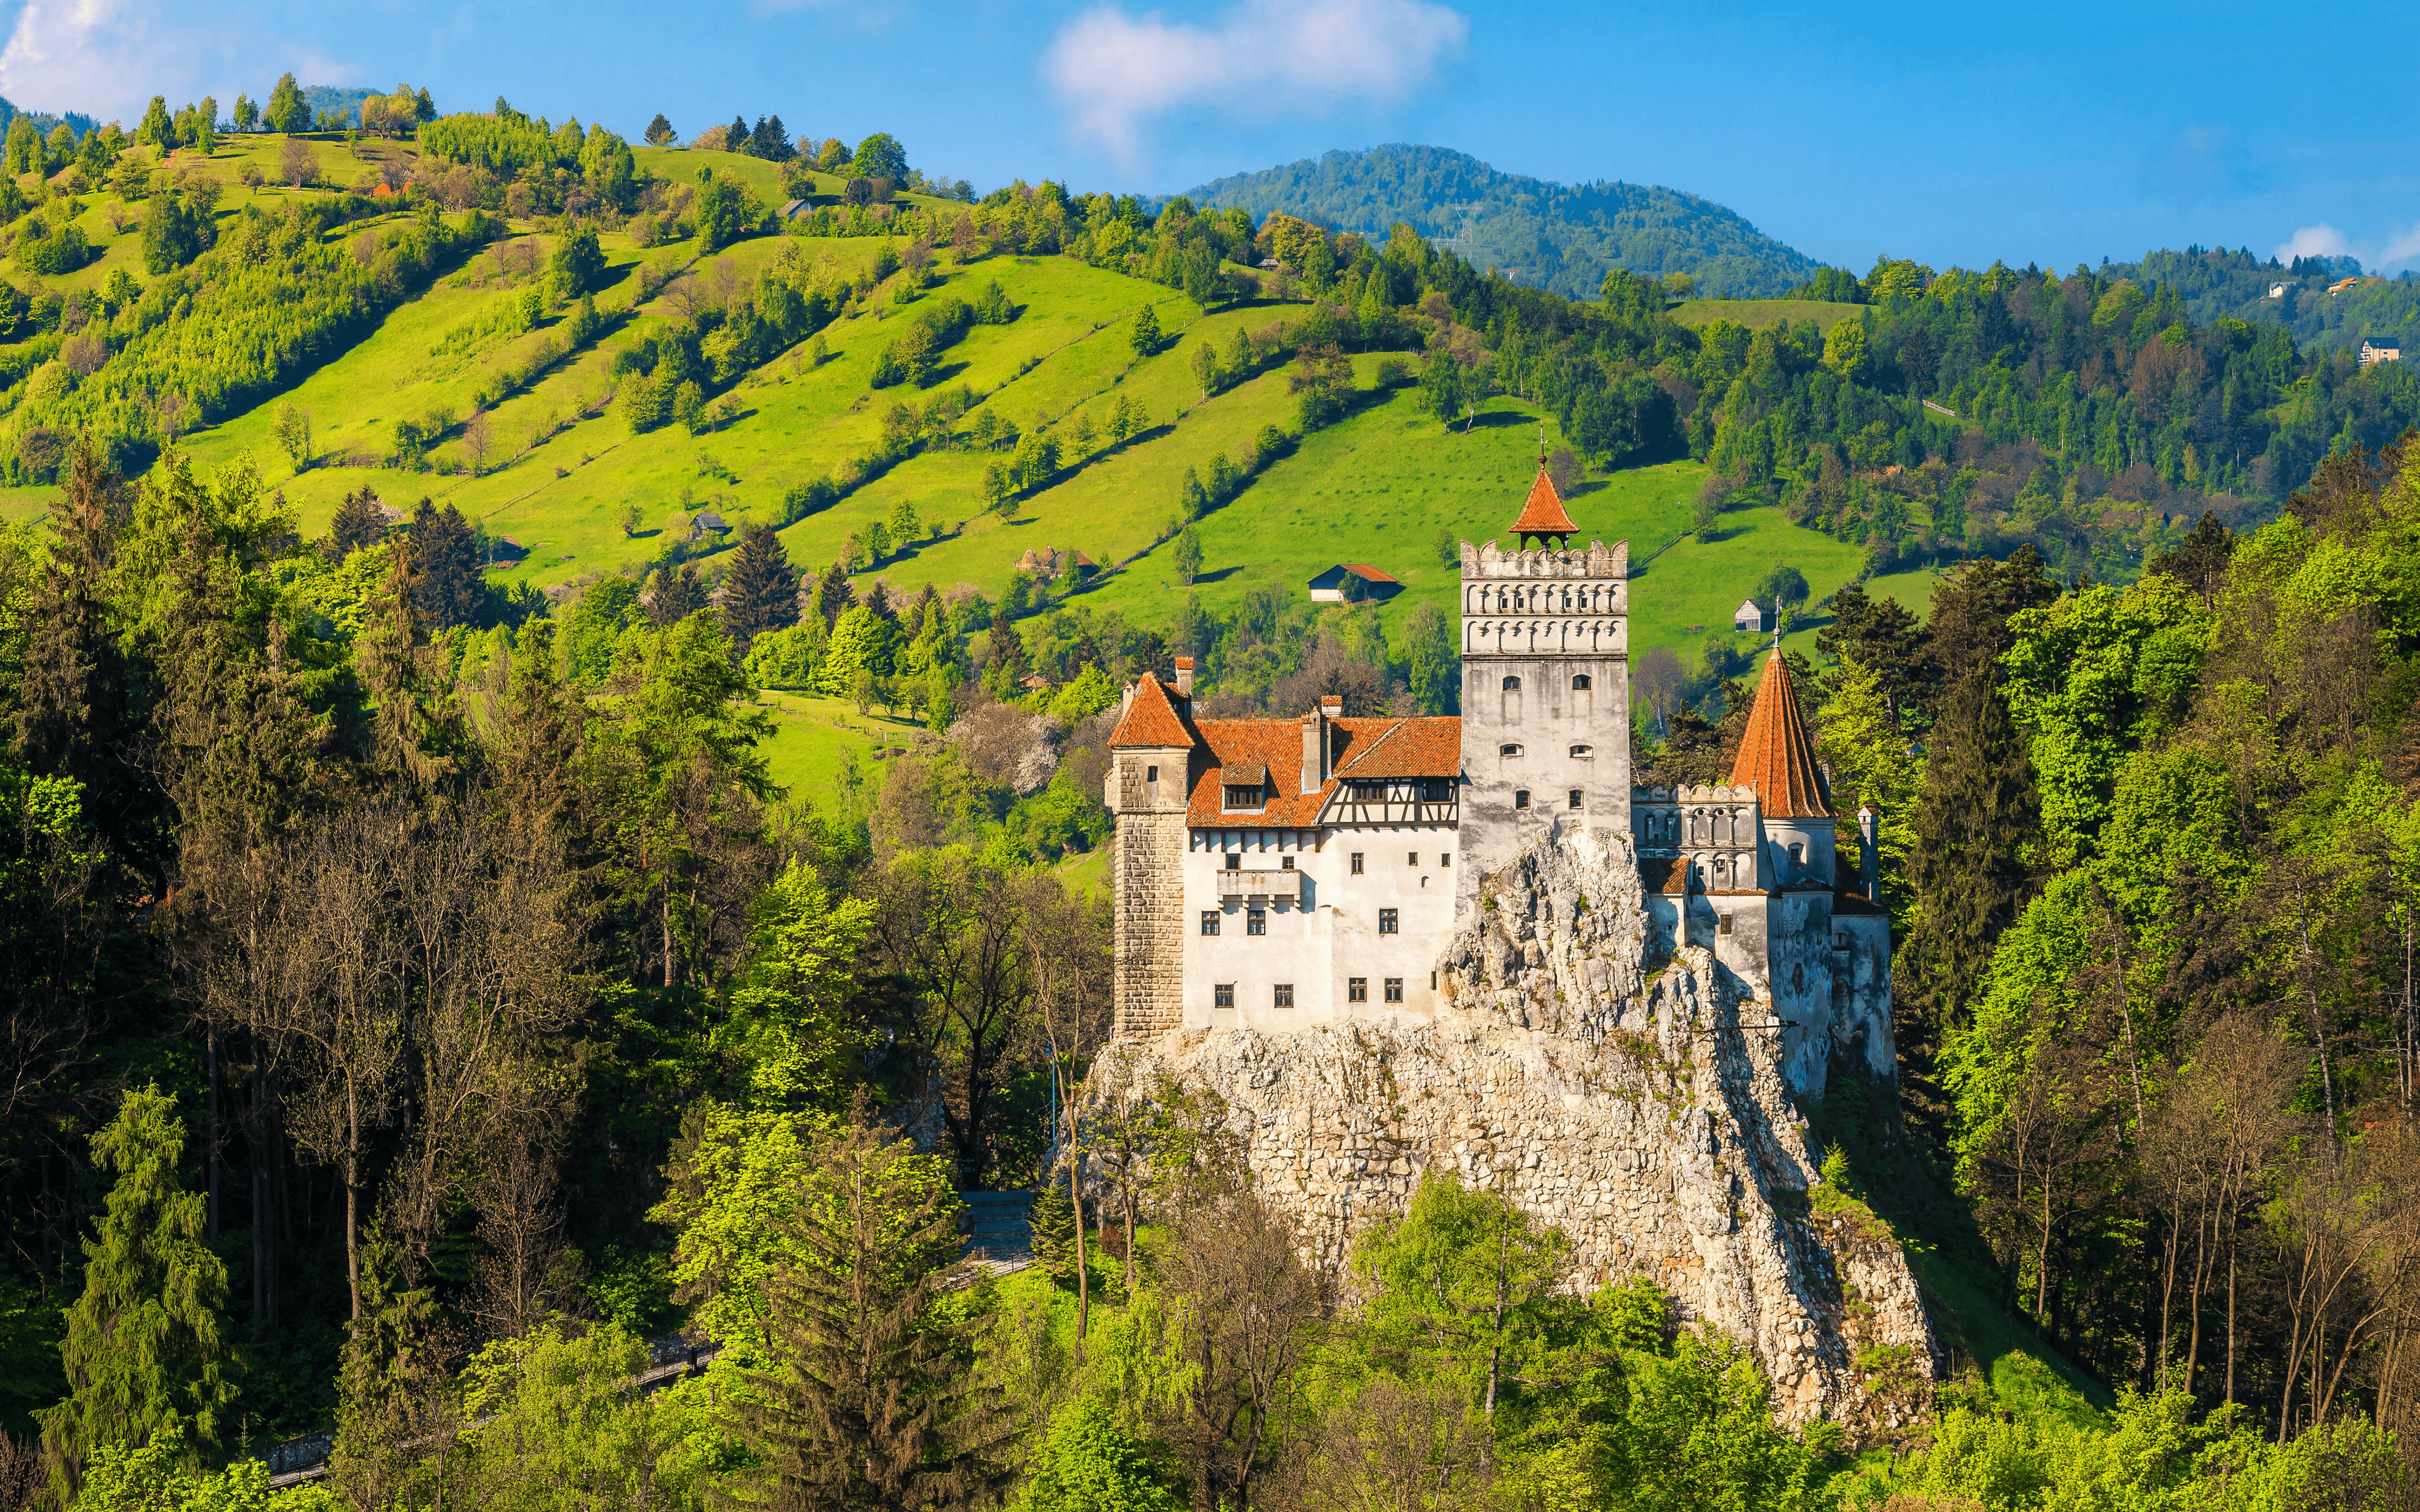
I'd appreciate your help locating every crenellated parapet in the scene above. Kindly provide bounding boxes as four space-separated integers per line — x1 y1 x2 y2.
1459 538 1629 582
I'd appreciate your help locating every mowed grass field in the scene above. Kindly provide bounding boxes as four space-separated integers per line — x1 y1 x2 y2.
1080 384 1876 675
0 130 1925 718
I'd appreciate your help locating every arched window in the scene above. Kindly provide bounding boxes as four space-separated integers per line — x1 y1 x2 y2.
1570 744 1593 759
1499 743 1524 757
1501 675 1522 691
1571 674 1592 690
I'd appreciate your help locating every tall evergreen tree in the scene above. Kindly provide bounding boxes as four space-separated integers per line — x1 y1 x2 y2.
490 618 585 869
1921 545 2057 698
15 439 155 883
357 549 468 788
732 1113 1008 1512
719 525 800 649
1898 664 2041 1041
726 114 749 153
37 1088 237 1505
810 561 855 631
647 563 710 627
405 498 486 631
328 486 389 558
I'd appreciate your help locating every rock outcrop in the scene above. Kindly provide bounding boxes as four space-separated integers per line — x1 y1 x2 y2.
1092 824 1936 1430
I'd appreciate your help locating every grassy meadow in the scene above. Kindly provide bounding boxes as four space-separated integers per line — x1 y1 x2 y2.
0 130 1924 726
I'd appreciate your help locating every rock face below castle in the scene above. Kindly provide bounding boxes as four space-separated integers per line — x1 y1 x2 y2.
1093 824 1936 1428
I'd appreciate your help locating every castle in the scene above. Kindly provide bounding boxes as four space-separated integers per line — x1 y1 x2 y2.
1105 464 1895 1100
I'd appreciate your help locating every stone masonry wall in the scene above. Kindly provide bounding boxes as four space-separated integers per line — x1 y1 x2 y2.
1112 808 1187 1037
1096 824 1936 1431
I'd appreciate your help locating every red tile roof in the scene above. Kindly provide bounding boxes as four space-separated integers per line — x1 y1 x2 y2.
1108 672 1197 749
1513 468 1578 536
1185 716 1462 825
1727 650 1831 819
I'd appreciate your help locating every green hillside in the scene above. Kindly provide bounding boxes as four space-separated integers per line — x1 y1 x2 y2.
1183 143 1819 299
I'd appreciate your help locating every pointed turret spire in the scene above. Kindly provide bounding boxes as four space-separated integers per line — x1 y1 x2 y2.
1726 647 1830 818
1511 424 1578 546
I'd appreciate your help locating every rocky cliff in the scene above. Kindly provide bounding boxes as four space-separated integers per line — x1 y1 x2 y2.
1092 824 1936 1431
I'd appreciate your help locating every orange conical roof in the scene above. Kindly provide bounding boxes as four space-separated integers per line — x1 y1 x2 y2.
1727 649 1831 819
1513 467 1579 537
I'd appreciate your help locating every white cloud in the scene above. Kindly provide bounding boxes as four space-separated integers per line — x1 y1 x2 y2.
0 0 354 122
2274 223 2351 263
1044 0 1467 164
2274 221 2420 273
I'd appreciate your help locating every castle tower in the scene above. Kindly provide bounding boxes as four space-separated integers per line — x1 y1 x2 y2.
1104 665 1198 1037
1725 646 1835 890
1455 457 1631 914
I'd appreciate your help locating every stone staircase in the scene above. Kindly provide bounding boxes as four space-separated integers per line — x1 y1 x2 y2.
960 1189 1037 1274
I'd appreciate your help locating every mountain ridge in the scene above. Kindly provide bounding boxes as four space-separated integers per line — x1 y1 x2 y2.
1181 142 1818 300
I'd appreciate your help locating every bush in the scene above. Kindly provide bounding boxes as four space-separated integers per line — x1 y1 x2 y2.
17 221 89 275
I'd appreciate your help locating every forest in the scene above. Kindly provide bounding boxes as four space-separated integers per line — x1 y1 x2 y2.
7 86 2420 1512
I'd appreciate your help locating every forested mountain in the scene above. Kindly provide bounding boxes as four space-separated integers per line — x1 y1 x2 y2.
8 84 2420 1512
2098 244 2420 355
1182 143 1818 299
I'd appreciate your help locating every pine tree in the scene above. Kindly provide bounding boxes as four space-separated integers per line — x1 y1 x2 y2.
1899 664 2041 1039
719 524 802 649
644 113 674 147
491 618 585 866
810 560 855 630
357 548 469 788
732 1115 1009 1512
328 486 387 557
726 114 749 153
648 562 710 626
405 498 487 631
1129 305 1161 359
16 439 153 877
38 1088 237 1505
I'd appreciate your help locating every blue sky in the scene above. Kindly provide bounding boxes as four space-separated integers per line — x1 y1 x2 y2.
3 0 2415 275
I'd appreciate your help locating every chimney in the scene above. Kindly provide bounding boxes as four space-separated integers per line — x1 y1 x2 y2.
1301 698 1340 795
1173 656 1195 698
1857 804 1880 902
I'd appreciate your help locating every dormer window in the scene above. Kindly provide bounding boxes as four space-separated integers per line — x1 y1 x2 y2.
1570 745 1592 759
1224 784 1265 810
1572 674 1592 690
1500 743 1524 757
1501 675 1522 691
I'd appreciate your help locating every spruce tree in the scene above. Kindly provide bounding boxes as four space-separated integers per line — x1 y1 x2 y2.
16 439 153 878
732 1115 1008 1512
405 498 487 631
328 486 389 558
648 562 710 626
38 1088 237 1505
1898 664 2041 1040
357 548 469 787
719 525 801 649
810 561 855 630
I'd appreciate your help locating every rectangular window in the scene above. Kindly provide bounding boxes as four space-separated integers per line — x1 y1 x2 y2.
1379 909 1399 934
1225 853 1242 870
1146 764 1158 782
1200 910 1220 936
1384 977 1404 1003
1351 851 1364 874
1440 853 1451 868
1282 856 1295 871
1514 790 1531 810
1349 977 1368 1003
1274 983 1294 1008
1247 911 1267 936
1718 914 1733 937
1214 983 1234 1008
1569 789 1583 809
1407 851 1419 866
